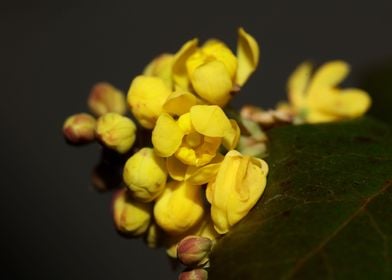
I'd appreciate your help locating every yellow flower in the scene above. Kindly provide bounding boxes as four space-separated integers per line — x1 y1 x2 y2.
287 60 371 123
154 180 205 235
112 189 151 236
152 105 240 167
63 113 96 144
123 148 167 202
206 150 269 234
172 28 259 107
127 75 172 129
95 113 136 153
143 54 175 89
87 82 127 116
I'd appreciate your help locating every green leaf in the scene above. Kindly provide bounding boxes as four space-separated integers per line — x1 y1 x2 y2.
209 117 392 280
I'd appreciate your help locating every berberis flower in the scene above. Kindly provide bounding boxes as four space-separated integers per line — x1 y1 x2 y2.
287 60 371 123
63 26 372 280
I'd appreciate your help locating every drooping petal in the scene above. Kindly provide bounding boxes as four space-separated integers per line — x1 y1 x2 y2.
163 90 197 116
190 61 233 106
127 75 172 129
307 60 350 96
186 162 222 185
209 150 268 234
235 27 260 86
152 113 184 157
172 39 199 90
190 105 232 137
166 156 188 181
287 61 312 110
222 119 241 150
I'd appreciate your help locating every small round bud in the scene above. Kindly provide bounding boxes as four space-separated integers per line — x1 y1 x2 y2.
63 113 96 144
88 82 126 116
112 189 151 236
177 236 212 267
96 113 136 154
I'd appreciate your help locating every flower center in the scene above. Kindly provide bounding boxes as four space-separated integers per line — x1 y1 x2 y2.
185 132 203 148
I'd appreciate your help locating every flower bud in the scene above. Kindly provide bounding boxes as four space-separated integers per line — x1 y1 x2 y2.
154 180 204 235
96 113 136 154
177 235 212 267
143 54 174 89
178 269 208 280
63 113 96 144
123 148 167 202
127 75 172 129
88 82 127 116
144 223 161 248
112 189 151 236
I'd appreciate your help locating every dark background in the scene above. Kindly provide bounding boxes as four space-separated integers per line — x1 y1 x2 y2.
1 0 392 279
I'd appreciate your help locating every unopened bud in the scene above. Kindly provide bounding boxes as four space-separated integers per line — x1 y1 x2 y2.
177 236 213 267
88 82 127 116
178 269 208 280
112 189 151 236
144 223 161 248
96 113 136 154
63 113 96 144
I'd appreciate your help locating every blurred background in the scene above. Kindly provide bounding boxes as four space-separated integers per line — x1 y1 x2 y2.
1 0 392 279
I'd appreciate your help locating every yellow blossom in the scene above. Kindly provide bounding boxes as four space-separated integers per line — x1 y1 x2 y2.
123 148 167 202
287 60 371 123
127 75 172 129
63 113 96 144
206 150 269 234
154 180 205 235
112 189 151 236
152 105 240 167
95 113 136 153
87 82 127 116
143 53 175 89
172 28 259 107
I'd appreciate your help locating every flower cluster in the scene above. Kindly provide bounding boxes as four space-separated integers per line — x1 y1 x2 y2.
63 27 372 279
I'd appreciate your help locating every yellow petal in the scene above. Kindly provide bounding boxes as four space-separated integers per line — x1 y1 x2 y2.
190 61 233 106
154 180 205 235
307 60 350 95
163 90 197 116
186 162 221 185
235 27 260 86
127 75 172 129
222 119 241 150
317 88 371 118
177 112 195 134
190 105 232 137
152 113 184 157
123 148 167 202
166 156 188 181
209 150 268 234
201 39 237 79
172 39 199 90
287 62 312 110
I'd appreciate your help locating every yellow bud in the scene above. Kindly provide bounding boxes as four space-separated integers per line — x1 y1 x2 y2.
63 113 96 144
112 189 151 236
143 53 174 89
96 113 136 154
123 148 167 202
87 82 127 116
154 181 204 235
207 150 269 234
127 75 172 129
144 223 161 248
